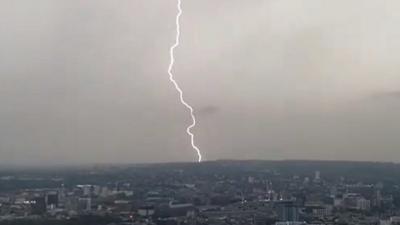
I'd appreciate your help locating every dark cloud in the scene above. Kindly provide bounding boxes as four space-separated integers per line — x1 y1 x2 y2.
371 91 400 100
197 106 220 116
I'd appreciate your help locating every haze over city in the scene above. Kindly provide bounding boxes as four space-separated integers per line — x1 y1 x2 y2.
1 0 400 165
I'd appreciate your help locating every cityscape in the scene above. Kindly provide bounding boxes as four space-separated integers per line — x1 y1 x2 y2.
0 160 400 225
2 1 400 225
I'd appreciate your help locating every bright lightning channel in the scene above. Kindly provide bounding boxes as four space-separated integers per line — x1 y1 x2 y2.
168 0 202 162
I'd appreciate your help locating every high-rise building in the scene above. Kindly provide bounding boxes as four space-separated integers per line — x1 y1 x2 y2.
78 197 92 211
31 197 46 215
46 192 59 208
314 171 321 182
276 201 300 222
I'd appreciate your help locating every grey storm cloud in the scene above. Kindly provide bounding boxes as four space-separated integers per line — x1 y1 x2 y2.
1 0 400 165
198 106 219 116
371 91 400 100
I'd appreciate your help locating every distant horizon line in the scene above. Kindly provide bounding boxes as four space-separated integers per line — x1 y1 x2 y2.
0 158 399 170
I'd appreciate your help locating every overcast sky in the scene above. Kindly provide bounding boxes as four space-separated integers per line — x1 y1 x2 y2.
1 0 400 165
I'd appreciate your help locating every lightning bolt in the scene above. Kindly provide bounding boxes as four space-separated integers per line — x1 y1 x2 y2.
168 0 202 162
